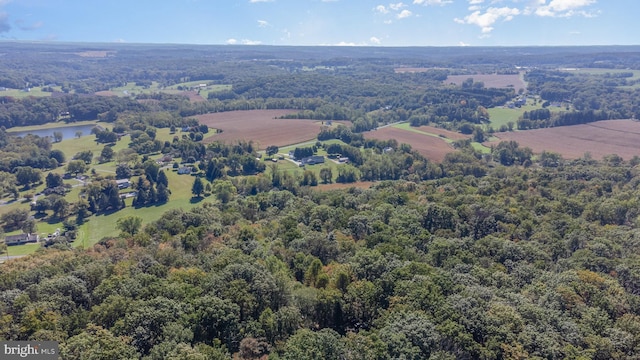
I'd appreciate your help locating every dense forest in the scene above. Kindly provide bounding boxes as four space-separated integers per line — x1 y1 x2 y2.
2 43 640 359
2 152 640 359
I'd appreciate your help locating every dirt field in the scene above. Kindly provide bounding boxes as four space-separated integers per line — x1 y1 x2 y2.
364 127 455 162
196 110 343 149
445 74 525 92
490 119 640 160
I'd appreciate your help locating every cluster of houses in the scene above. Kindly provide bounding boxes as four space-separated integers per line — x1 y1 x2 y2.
288 151 326 167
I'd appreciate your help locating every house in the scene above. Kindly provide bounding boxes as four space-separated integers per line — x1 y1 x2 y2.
178 167 192 175
4 233 39 246
300 155 325 165
157 155 173 165
116 179 131 189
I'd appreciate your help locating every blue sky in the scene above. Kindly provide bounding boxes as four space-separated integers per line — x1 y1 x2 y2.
0 0 635 46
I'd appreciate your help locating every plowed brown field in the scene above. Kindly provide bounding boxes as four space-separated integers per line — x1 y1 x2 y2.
196 110 345 149
490 119 640 160
445 74 525 92
364 126 456 162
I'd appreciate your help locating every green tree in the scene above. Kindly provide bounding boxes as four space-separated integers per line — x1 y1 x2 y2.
74 150 94 164
266 145 279 157
192 177 205 198
45 172 64 189
281 328 345 360
157 170 169 187
49 149 66 164
320 167 333 184
212 179 236 204
53 131 63 143
66 160 87 176
116 215 143 236
49 195 70 219
100 145 114 163
15 166 42 188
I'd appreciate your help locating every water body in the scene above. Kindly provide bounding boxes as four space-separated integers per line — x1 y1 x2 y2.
7 124 99 140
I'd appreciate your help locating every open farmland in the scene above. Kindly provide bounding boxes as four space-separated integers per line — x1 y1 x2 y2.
445 73 526 92
196 110 345 149
490 119 640 160
365 126 456 162
414 125 470 141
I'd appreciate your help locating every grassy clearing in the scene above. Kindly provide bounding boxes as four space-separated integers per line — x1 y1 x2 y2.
0 87 56 98
487 99 548 129
74 169 202 248
392 123 455 143
108 80 230 99
3 243 41 256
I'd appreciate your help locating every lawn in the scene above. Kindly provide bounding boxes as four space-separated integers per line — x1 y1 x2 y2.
0 87 57 99
104 81 230 100
73 169 202 248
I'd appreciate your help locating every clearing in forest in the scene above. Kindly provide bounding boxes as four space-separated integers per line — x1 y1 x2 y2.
445 74 526 93
364 125 458 162
196 110 345 149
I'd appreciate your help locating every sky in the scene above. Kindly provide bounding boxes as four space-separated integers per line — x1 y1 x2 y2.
0 0 636 47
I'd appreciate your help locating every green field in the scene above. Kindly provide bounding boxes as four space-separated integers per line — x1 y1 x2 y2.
108 80 231 99
0 86 61 98
392 122 454 143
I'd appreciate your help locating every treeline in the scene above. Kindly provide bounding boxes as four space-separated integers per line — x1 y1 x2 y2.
517 109 612 129
0 95 149 128
525 69 640 120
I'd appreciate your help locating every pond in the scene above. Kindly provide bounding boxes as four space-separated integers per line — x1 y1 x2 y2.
7 124 100 140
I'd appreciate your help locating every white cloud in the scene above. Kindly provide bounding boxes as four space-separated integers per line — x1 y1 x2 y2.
257 20 269 28
455 6 520 33
533 0 597 17
389 2 405 11
397 9 412 19
469 0 484 4
459 41 471 46
413 0 453 5
370 36 382 44
227 38 262 45
249 0 273 3
375 5 389 14
241 39 262 45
